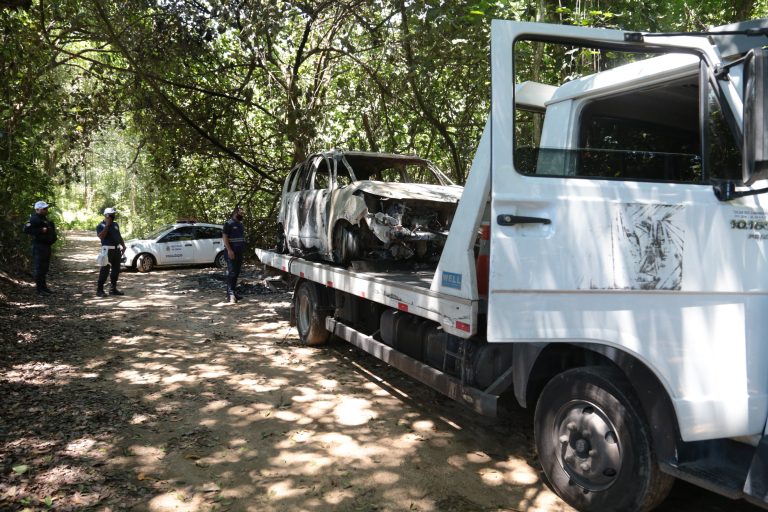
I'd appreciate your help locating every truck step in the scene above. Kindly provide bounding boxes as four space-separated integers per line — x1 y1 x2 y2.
663 460 748 499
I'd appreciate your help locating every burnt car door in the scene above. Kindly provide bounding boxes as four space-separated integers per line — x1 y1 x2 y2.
281 164 303 252
283 155 333 256
297 155 333 256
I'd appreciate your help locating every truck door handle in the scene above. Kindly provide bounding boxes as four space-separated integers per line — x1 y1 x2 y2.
184 243 193 246
497 214 551 226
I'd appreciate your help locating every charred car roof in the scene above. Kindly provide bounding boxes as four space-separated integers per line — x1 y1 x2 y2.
310 150 455 185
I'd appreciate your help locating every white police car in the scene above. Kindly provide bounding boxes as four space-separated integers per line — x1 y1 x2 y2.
122 221 227 272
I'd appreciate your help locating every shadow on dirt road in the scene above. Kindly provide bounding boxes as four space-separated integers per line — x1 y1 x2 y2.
0 231 761 511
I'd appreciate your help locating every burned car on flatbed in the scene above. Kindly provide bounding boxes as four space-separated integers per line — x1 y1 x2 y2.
277 150 463 265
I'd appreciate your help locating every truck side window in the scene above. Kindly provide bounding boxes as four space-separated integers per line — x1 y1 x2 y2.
511 40 734 185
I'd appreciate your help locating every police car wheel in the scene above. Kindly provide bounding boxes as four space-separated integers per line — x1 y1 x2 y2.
295 281 330 346
214 251 227 269
136 253 155 273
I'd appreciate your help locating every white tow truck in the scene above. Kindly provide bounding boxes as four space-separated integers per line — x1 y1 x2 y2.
256 19 768 511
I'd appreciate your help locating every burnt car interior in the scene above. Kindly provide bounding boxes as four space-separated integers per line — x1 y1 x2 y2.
279 151 461 267
310 154 453 186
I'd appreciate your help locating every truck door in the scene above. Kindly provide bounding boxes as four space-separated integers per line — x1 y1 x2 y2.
488 21 768 442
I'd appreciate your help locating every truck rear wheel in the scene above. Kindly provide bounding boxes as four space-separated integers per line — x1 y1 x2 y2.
295 281 330 346
534 366 673 512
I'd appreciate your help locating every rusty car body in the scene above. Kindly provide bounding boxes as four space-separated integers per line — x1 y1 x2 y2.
277 150 463 264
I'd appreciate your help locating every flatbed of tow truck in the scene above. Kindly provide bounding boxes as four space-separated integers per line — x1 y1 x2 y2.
255 249 480 338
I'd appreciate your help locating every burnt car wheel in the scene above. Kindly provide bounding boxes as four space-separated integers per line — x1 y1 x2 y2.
534 366 673 512
332 223 360 265
276 227 288 254
295 281 330 346
136 253 155 273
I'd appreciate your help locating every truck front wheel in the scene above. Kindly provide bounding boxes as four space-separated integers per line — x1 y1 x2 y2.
534 366 673 512
295 281 330 346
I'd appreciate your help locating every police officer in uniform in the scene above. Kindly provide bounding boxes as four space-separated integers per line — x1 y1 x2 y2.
96 207 127 297
222 206 246 303
24 200 58 295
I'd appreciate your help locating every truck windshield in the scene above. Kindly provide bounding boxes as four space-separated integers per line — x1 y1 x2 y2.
513 40 741 184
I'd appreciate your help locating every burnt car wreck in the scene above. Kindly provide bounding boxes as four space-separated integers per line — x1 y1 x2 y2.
277 150 462 265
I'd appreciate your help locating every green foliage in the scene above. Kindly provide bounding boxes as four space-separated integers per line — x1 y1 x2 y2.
0 0 761 270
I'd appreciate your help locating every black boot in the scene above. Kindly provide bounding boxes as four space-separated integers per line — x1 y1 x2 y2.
110 286 125 296
96 288 106 297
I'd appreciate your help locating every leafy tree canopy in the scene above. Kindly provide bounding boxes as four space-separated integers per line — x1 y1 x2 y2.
1 0 765 270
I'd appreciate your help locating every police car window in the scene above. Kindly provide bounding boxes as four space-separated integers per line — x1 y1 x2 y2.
146 224 174 240
160 226 195 242
196 226 222 239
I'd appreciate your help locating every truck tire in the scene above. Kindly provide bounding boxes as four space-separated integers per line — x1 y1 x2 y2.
534 366 673 512
295 281 330 346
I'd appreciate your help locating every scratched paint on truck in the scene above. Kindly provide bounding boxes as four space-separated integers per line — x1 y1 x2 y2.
607 203 685 290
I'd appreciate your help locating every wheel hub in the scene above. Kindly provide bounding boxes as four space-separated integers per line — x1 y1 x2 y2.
555 401 622 491
297 294 311 335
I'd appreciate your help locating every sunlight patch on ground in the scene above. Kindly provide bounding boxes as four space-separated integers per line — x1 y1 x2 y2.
318 378 338 390
371 470 401 485
111 298 176 308
200 399 230 412
5 363 77 385
265 479 307 502
63 437 97 456
334 397 376 426
148 492 207 512
322 487 355 505
314 432 387 462
478 467 505 486
411 419 436 432
114 369 163 385
189 364 229 379
466 450 492 464
162 372 195 384
303 399 336 419
269 449 332 472
36 464 98 486
230 377 280 393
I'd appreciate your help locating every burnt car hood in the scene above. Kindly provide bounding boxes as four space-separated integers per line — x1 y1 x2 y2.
352 181 463 202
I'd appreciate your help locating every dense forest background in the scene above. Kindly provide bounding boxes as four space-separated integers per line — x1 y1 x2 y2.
2 0 766 272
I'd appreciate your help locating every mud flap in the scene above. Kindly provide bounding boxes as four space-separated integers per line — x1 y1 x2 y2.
744 429 768 506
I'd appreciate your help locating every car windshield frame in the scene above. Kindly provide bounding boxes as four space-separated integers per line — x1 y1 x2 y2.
144 224 175 240
335 152 456 186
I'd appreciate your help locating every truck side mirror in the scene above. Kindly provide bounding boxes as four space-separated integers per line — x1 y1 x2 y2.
743 48 768 186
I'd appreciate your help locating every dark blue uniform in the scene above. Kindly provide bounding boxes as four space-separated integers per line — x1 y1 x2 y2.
25 213 57 293
223 218 246 300
96 220 125 293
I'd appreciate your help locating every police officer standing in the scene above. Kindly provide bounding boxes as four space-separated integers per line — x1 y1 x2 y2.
96 207 127 297
24 200 58 295
222 206 246 303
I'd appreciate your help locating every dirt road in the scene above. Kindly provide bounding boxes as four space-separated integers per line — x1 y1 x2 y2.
0 232 761 511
